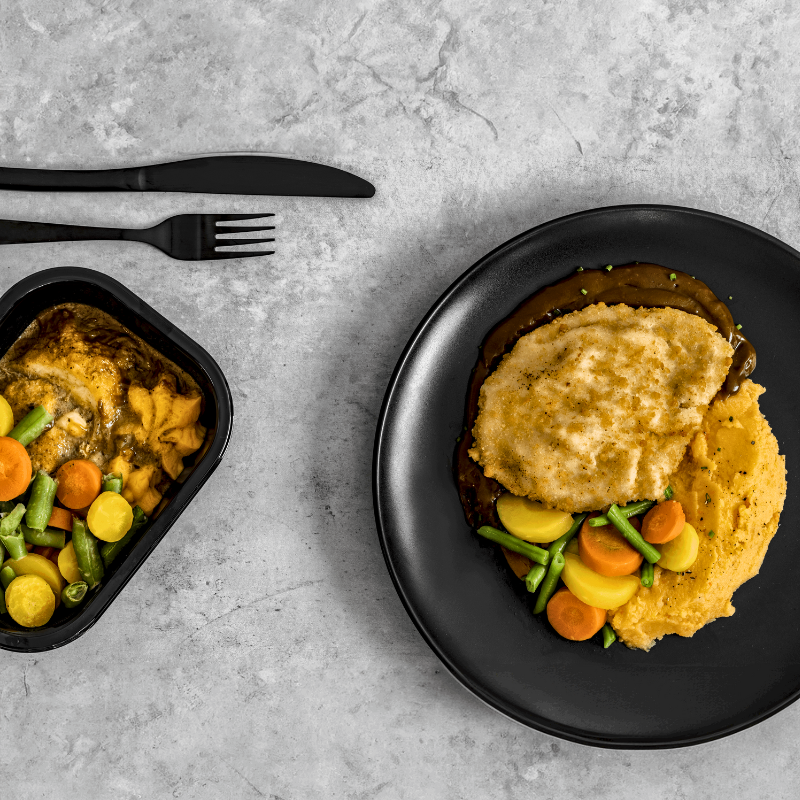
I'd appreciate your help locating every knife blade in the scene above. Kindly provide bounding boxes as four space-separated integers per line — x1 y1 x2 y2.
0 155 375 198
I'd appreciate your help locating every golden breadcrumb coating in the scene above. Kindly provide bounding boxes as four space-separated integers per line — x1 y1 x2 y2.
469 303 733 512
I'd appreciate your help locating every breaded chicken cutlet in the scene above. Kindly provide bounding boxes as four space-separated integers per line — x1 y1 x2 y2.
468 303 734 512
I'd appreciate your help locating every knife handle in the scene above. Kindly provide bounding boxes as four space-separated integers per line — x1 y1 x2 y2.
0 219 127 243
0 167 143 191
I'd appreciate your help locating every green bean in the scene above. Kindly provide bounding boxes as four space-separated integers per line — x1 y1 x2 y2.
533 552 566 614
606 504 662 564
548 513 588 558
71 518 104 589
7 405 54 447
61 581 88 609
0 541 4 564
0 504 27 560
524 564 546 594
640 561 654 588
589 500 655 527
0 503 25 537
101 506 147 569
24 471 58 532
601 623 616 648
102 473 123 494
21 524 65 550
0 566 16 590
476 526 549 566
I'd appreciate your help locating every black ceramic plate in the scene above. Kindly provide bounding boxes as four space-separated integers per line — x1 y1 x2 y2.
373 205 800 748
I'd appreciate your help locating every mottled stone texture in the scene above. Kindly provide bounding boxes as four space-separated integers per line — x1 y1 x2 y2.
0 0 798 797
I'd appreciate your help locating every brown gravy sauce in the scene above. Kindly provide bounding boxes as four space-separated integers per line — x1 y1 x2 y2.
455 263 756 528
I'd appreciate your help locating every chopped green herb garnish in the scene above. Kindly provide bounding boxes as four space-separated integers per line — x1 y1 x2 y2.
728 295 733 300
708 530 715 538
576 266 584 272
665 485 674 500
705 493 712 505
606 265 613 271
580 289 588 295
700 466 708 470
729 416 733 422
736 323 742 330
669 273 676 281
717 447 721 451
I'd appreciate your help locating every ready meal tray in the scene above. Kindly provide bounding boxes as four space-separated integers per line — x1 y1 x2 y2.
0 267 232 652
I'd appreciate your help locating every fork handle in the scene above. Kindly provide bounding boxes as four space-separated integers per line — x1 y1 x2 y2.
0 219 129 244
0 167 141 191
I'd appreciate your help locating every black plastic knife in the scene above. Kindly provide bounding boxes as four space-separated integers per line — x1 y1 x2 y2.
0 155 375 198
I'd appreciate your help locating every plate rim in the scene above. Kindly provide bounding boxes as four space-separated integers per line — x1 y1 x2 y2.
372 203 800 749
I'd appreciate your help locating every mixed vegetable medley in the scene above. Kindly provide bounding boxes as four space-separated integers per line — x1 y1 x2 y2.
477 486 698 647
0 397 148 628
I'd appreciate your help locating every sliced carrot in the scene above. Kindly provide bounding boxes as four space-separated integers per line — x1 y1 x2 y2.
0 436 32 501
48 505 75 531
55 459 102 510
502 546 533 579
546 586 607 641
642 500 686 544
579 513 643 577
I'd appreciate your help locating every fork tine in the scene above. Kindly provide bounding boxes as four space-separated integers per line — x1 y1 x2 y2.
213 213 275 222
215 237 275 247
215 225 276 234
209 249 274 260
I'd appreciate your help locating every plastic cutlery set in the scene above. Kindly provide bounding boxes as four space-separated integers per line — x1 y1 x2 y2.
0 154 375 260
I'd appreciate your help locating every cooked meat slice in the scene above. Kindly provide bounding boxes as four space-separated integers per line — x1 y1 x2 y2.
468 303 734 512
15 318 125 431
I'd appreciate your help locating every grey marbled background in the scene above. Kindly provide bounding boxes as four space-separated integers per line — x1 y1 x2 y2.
0 0 799 797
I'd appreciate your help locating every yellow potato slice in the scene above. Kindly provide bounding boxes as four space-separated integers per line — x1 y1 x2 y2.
656 523 700 572
4 554 65 608
496 494 573 543
6 574 55 627
87 491 134 542
57 541 82 584
0 395 13 436
561 552 640 610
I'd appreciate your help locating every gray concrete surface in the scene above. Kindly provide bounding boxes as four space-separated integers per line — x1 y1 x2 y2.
1 0 798 797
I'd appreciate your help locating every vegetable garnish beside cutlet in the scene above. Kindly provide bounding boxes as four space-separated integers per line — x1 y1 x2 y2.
475 493 697 647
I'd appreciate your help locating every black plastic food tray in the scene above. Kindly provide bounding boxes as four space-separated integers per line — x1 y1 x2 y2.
0 267 233 651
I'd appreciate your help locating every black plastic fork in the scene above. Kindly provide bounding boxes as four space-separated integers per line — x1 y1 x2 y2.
0 213 275 260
